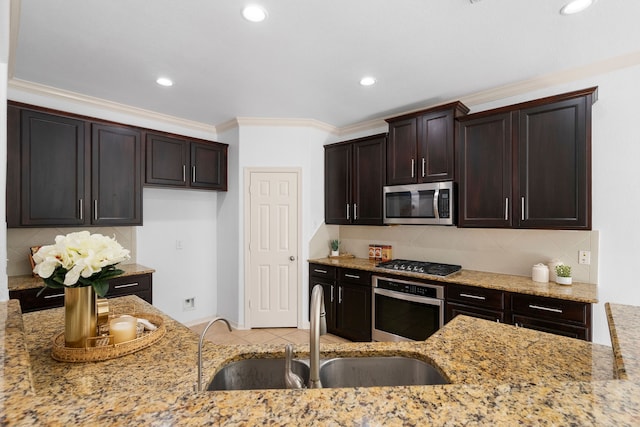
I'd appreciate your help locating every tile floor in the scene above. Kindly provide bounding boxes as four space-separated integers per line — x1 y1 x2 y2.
189 321 350 346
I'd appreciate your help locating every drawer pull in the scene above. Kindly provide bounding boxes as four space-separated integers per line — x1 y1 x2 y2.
459 293 486 301
44 293 64 299
313 269 328 274
114 282 139 289
344 274 360 279
528 304 562 314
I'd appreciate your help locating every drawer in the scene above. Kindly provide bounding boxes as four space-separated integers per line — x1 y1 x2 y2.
447 283 505 311
339 268 371 285
9 286 65 313
511 294 588 324
512 314 589 341
446 302 505 323
107 273 152 297
309 263 337 280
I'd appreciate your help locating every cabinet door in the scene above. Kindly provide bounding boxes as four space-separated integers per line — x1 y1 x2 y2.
145 133 188 187
512 314 589 341
352 135 385 225
191 142 227 190
418 109 455 182
336 282 372 342
309 279 337 334
386 118 417 185
91 123 143 225
325 144 352 224
457 112 513 227
13 110 87 226
517 96 591 229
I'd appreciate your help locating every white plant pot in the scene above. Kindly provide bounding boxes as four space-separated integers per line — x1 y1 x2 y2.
330 250 339 257
556 276 572 285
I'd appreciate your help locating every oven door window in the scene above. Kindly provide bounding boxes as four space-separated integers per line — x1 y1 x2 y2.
374 293 441 341
385 190 436 219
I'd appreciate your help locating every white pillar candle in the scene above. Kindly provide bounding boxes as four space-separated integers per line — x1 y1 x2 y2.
109 317 137 344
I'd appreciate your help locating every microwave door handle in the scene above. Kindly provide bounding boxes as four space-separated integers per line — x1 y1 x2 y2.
433 188 440 219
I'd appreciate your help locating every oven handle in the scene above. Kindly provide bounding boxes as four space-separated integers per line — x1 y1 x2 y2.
373 287 444 307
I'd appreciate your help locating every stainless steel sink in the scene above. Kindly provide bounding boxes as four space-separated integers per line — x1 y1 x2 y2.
207 358 310 391
319 356 448 388
207 356 447 391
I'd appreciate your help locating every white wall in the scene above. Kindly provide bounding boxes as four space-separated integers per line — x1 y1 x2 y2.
0 0 10 301
220 123 331 328
136 188 218 323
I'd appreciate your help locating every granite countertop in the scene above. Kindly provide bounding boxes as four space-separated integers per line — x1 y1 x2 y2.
8 263 156 292
2 295 640 425
310 257 599 303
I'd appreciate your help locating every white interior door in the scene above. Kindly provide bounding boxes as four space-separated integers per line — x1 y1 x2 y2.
247 170 299 327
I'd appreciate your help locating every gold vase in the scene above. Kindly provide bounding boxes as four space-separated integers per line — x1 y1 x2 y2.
64 286 97 348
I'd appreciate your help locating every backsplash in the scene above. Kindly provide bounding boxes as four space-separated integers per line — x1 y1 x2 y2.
6 227 137 276
312 225 598 284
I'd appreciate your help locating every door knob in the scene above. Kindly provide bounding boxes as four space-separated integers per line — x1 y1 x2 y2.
289 256 295 261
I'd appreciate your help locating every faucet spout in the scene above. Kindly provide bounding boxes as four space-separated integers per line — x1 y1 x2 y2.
197 317 232 392
308 284 326 388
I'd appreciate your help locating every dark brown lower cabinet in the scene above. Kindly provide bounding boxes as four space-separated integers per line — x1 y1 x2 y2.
308 264 371 342
9 273 153 313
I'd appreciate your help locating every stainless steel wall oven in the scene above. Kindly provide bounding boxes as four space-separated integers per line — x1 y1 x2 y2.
372 275 445 342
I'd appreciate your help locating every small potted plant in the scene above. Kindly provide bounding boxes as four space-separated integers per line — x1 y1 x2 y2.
555 264 572 285
330 239 340 257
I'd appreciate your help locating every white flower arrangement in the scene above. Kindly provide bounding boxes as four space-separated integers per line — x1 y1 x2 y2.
32 231 130 297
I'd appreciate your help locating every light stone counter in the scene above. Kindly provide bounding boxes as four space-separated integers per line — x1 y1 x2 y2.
310 257 598 303
2 295 640 425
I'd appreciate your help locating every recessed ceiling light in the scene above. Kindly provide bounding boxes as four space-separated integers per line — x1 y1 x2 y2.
359 76 376 87
560 0 596 15
156 77 173 87
242 5 268 22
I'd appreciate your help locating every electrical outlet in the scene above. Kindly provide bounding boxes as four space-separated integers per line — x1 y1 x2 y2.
183 297 195 311
578 250 591 265
176 240 184 250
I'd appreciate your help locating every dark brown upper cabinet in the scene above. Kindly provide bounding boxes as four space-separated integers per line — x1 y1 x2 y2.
457 87 597 230
91 123 143 225
7 104 142 227
145 134 227 191
325 133 386 225
386 102 469 185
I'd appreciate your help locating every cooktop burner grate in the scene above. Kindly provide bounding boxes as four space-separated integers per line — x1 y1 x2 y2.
376 259 462 277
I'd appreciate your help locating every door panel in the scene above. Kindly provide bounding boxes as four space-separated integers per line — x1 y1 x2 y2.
249 171 299 327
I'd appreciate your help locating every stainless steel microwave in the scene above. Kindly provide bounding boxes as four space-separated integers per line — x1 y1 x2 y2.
383 181 455 225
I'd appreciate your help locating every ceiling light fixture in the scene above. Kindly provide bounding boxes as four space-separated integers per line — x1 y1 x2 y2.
242 5 268 22
156 77 174 87
560 0 596 15
359 76 376 87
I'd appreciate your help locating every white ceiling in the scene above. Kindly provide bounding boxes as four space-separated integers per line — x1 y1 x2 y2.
10 0 640 129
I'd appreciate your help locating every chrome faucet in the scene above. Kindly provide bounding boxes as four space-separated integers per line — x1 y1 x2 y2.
308 284 327 388
197 317 232 392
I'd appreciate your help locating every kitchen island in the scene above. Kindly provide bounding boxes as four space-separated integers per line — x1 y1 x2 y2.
2 296 639 425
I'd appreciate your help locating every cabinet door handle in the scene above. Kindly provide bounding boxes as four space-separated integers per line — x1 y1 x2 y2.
44 293 65 299
354 204 357 220
521 197 525 221
411 159 415 178
338 286 343 304
114 282 139 289
94 200 98 221
422 158 426 178
330 285 335 303
182 165 186 182
504 198 509 221
79 199 83 221
346 204 350 220
528 304 563 314
459 293 486 301
192 165 196 183
344 274 360 279
313 269 327 274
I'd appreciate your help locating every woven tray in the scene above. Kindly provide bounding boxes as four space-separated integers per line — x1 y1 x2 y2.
51 312 166 363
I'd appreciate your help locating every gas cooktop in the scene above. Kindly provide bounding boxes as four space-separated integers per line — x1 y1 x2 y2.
376 259 462 277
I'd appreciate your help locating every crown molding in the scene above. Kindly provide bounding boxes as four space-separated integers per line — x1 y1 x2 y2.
216 116 339 135
7 78 217 134
337 118 388 137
